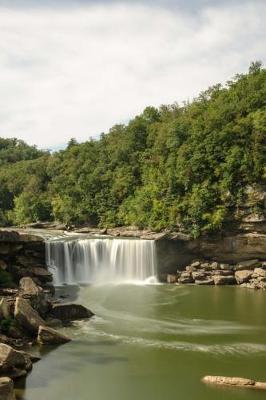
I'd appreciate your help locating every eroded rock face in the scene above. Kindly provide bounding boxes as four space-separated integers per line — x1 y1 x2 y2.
156 234 266 274
0 377 15 400
14 297 45 335
37 326 71 345
49 304 94 322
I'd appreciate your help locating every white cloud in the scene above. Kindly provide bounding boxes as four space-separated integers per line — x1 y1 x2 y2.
0 1 265 149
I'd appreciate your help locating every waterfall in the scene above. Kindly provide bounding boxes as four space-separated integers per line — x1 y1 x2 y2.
45 237 157 285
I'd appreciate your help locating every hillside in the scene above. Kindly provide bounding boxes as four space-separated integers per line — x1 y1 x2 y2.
0 62 265 237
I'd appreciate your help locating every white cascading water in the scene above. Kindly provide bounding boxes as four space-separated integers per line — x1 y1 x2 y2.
45 238 157 285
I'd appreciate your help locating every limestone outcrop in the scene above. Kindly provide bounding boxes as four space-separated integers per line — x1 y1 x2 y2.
165 259 266 289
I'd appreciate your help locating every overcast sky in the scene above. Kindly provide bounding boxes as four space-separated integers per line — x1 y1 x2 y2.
0 0 265 150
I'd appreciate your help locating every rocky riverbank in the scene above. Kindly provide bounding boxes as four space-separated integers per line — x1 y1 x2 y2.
0 230 94 400
163 259 266 289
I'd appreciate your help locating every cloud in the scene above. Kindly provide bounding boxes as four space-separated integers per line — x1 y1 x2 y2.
0 1 265 149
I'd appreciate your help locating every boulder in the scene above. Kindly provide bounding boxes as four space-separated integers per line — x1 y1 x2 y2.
19 277 42 297
0 344 25 372
0 344 32 380
0 377 15 400
37 326 71 345
14 297 45 335
185 266 195 272
252 268 266 278
178 272 194 284
190 261 201 269
213 275 236 285
202 375 266 390
235 259 260 271
49 304 94 322
19 277 49 316
235 270 253 284
209 262 220 270
192 271 209 281
200 263 210 270
246 280 266 290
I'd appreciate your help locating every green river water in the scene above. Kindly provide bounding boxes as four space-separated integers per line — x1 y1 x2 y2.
18 284 266 400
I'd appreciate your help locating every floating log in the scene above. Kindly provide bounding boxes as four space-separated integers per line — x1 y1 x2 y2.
202 376 266 390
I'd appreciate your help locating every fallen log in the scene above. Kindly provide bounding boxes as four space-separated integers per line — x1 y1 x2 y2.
202 376 266 390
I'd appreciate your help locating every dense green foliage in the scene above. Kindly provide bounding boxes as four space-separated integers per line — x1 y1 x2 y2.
0 64 265 236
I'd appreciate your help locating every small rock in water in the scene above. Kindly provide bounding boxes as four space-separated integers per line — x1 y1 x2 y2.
49 304 94 322
37 326 71 345
202 375 266 390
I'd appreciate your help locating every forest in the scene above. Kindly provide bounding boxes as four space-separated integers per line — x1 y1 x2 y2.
0 62 265 237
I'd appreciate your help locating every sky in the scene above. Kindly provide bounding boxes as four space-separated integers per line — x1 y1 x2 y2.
0 0 265 150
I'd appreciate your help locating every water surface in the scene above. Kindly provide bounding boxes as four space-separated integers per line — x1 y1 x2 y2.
19 285 266 400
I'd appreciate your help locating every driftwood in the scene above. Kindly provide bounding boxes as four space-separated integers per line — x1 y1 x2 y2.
202 376 266 390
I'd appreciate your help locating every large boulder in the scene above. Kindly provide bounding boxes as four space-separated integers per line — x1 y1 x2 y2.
0 344 25 372
235 270 253 284
37 326 71 345
49 304 94 322
19 277 49 316
14 297 45 335
19 277 42 298
0 343 32 380
0 377 15 400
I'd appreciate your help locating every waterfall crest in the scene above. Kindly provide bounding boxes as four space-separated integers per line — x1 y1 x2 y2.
46 238 157 285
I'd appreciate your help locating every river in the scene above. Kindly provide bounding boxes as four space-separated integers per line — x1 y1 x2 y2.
18 283 266 400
